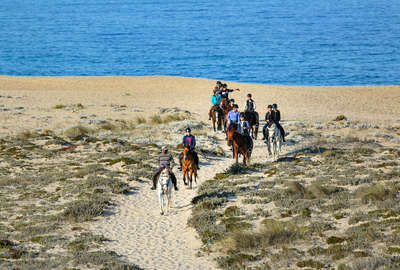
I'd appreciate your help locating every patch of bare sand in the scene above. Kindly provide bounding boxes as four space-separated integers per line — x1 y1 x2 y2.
1 76 399 135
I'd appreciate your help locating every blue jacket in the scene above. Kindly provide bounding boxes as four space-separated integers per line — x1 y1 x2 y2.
227 110 240 123
211 94 221 105
183 135 196 148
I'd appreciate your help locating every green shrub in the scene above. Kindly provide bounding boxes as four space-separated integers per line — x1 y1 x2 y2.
333 115 347 121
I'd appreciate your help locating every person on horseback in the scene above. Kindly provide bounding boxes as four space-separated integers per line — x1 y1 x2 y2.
262 105 274 140
244 93 259 124
178 127 200 171
209 89 223 120
219 83 239 100
151 146 178 191
272 103 286 142
227 104 240 126
239 113 253 151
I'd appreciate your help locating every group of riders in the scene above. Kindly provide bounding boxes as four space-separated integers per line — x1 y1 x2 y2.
151 81 286 191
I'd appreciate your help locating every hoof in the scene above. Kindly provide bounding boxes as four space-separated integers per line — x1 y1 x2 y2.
160 211 164 215
184 182 188 186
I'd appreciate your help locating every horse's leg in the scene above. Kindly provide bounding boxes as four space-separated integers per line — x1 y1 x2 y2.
183 169 187 185
187 170 191 189
159 192 164 215
254 126 259 140
235 147 239 163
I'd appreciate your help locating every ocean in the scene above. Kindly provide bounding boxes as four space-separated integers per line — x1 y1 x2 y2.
0 0 399 85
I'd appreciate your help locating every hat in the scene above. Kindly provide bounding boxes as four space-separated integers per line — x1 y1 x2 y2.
230 98 235 102
161 146 168 151
240 112 245 117
267 105 272 109
216 81 222 85
223 83 227 87
186 127 191 132
233 104 239 108
272 103 278 108
247 93 252 97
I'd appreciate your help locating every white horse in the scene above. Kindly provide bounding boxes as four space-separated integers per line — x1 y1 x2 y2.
265 123 283 161
157 170 173 215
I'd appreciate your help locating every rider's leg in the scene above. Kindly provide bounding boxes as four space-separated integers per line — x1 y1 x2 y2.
255 112 259 127
151 167 163 190
178 152 183 171
208 106 213 120
193 150 200 169
262 123 268 140
277 123 286 142
169 172 178 191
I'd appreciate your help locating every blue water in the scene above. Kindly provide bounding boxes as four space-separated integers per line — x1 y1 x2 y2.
1 0 400 85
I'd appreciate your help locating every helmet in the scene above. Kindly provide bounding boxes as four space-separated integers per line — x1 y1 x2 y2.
272 103 278 108
267 105 273 109
223 83 227 87
247 93 252 97
216 81 222 86
186 127 191 132
161 146 168 151
240 112 245 117
233 104 239 108
230 98 235 103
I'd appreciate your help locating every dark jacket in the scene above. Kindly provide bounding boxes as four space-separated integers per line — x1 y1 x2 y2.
183 135 196 149
265 111 274 123
218 89 234 99
272 110 281 122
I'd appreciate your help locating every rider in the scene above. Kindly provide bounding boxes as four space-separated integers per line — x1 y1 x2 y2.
178 127 200 171
209 89 222 120
219 83 239 101
262 105 274 140
272 103 286 142
243 93 259 125
227 104 240 126
151 146 178 191
239 113 253 151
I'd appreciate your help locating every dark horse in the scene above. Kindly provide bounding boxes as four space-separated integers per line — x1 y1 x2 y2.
226 123 252 165
210 105 223 132
182 145 197 189
221 98 232 134
244 111 259 140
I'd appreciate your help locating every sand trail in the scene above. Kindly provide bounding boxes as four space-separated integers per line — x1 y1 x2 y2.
90 131 271 270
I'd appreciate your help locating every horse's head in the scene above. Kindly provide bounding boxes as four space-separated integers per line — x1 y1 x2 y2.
159 170 170 194
226 123 237 146
183 144 190 159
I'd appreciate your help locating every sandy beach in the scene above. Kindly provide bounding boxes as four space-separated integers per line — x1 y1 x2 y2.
1 75 400 269
1 76 399 136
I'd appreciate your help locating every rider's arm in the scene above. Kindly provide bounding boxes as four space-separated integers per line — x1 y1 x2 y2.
169 154 175 168
276 111 281 122
192 136 196 148
253 101 256 111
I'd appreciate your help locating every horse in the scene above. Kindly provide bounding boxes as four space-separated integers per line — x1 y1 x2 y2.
244 111 259 140
210 106 223 132
157 170 173 215
221 99 232 134
226 123 252 165
182 145 197 189
265 122 283 161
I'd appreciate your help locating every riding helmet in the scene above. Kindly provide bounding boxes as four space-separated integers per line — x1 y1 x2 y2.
247 93 252 97
216 81 222 86
272 103 278 108
186 127 191 132
233 104 239 108
240 112 245 117
223 83 227 87
230 98 235 103
267 105 273 109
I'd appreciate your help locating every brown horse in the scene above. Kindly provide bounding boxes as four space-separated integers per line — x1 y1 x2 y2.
182 145 197 189
226 123 252 165
221 98 232 133
210 105 223 132
244 111 259 140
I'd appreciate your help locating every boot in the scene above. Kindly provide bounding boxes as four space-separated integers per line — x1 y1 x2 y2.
150 186 156 190
174 185 179 191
